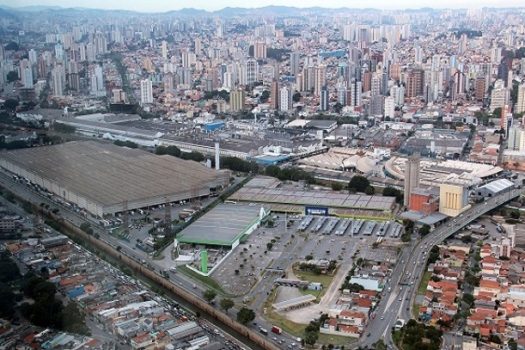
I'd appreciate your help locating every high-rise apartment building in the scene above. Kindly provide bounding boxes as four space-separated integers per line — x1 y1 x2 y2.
52 64 65 97
230 89 245 112
254 42 267 60
290 52 300 76
320 86 329 111
490 79 509 112
516 83 525 114
279 86 292 112
270 80 279 110
314 65 326 97
140 79 153 105
246 59 258 85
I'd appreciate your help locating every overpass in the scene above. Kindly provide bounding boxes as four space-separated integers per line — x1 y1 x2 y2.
359 185 525 349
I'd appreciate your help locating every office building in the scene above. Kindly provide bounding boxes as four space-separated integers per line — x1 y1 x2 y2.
403 153 420 207
140 79 153 105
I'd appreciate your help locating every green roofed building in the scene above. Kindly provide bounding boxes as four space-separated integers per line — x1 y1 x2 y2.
177 203 269 247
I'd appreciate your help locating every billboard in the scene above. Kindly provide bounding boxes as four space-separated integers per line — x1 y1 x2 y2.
305 206 329 216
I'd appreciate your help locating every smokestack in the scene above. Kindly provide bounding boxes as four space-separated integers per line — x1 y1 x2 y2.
215 142 220 170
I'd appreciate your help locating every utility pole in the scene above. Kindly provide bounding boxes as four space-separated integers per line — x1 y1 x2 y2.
123 200 129 236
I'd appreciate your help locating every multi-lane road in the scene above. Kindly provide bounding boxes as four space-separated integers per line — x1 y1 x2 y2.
360 186 525 349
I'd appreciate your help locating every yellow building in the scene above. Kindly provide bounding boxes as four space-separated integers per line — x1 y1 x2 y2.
439 183 470 217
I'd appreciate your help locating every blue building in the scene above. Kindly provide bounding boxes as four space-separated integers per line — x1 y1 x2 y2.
202 120 225 133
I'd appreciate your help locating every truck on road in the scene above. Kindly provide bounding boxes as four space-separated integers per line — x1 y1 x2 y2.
271 326 282 335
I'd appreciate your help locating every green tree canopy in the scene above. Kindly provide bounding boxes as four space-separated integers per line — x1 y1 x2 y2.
348 175 370 193
203 289 217 303
220 298 235 313
236 307 255 325
6 71 18 83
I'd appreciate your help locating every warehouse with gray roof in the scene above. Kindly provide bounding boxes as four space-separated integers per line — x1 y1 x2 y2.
0 141 230 217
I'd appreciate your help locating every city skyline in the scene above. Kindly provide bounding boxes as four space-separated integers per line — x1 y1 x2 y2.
2 0 525 12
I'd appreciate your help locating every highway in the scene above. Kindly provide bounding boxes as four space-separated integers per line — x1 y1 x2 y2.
359 186 525 349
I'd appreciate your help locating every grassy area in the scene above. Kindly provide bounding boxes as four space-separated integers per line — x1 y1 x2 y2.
412 303 420 318
417 271 432 295
177 265 231 296
293 267 335 286
292 267 336 302
317 333 358 347
261 288 307 336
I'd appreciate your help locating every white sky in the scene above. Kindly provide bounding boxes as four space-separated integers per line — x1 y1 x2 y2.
1 0 523 12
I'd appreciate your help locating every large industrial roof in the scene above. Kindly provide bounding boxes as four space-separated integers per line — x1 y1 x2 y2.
0 141 226 207
229 186 395 211
478 179 514 194
177 203 264 246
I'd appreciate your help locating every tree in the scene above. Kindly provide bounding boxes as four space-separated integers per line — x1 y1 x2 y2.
220 298 235 313
260 90 270 103
6 71 18 83
156 145 181 157
203 289 217 303
236 307 255 325
292 92 301 102
266 242 273 251
4 42 19 51
79 222 94 235
462 293 475 308
54 123 76 134
508 338 518 350
365 186 375 195
419 224 431 236
113 140 138 148
180 151 205 162
331 182 343 191
427 245 440 265
0 283 16 319
346 283 364 293
3 98 19 111
383 186 403 204
348 175 370 193
304 331 318 346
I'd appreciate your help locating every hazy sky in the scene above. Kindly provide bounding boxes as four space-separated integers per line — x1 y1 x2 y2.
1 0 524 12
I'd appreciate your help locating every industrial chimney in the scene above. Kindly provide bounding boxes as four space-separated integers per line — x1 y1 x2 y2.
215 142 220 170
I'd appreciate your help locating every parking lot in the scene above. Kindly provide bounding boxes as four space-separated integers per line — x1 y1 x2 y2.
212 214 402 298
